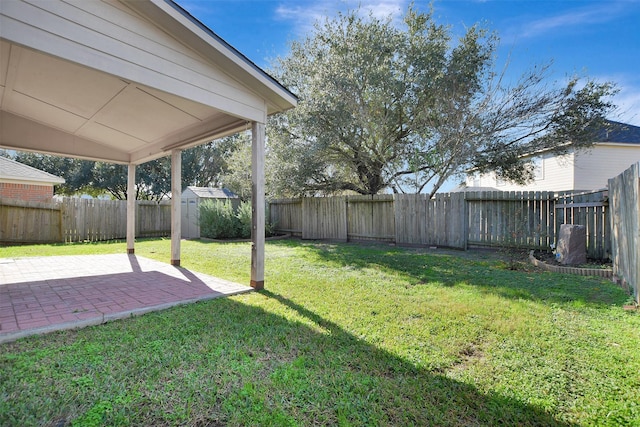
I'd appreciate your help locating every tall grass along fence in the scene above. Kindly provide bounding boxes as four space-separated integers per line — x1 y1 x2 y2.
270 190 610 259
608 162 639 304
1 197 170 244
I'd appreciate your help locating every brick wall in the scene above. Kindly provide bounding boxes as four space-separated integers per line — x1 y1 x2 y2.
0 182 54 202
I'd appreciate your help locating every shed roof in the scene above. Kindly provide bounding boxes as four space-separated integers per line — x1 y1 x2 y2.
185 186 238 199
0 156 65 185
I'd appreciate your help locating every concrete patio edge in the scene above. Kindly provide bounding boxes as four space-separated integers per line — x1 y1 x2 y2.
0 287 254 345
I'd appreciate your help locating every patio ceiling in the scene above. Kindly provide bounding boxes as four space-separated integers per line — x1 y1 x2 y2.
0 0 297 165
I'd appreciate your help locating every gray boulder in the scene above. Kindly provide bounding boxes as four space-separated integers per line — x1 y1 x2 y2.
556 224 587 265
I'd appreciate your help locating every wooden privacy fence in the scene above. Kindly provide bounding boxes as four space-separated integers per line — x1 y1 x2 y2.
268 198 303 237
608 162 639 304
270 190 610 258
300 195 397 242
465 191 555 250
1 197 171 244
62 198 126 242
395 193 466 248
0 199 62 243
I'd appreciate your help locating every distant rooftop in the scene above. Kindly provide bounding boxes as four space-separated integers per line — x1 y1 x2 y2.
598 120 640 144
0 157 65 184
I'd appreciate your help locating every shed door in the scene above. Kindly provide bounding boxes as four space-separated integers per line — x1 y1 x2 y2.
181 198 200 238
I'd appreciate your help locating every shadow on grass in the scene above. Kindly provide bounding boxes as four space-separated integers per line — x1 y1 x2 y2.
269 239 629 307
261 289 575 425
1 292 573 426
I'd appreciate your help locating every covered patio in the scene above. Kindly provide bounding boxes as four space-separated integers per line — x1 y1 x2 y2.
1 0 296 286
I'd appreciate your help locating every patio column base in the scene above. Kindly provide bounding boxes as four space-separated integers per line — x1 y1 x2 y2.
127 249 134 254
250 280 264 290
171 259 180 267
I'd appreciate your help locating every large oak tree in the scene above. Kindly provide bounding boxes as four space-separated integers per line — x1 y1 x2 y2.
267 6 617 197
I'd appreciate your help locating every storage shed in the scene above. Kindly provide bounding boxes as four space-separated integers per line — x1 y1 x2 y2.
181 186 238 238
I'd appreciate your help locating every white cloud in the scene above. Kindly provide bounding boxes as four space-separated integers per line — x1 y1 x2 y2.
510 1 628 40
275 0 407 37
359 0 407 20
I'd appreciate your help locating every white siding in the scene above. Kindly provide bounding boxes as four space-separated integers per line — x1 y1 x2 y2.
467 144 640 192
467 152 576 191
573 144 640 191
533 151 576 191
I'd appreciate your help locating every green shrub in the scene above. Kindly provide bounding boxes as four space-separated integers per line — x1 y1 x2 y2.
199 199 238 239
265 219 276 238
199 199 277 239
264 203 277 237
236 201 252 239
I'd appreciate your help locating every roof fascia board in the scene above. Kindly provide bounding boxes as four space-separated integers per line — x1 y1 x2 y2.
526 140 638 158
161 0 298 108
0 177 64 185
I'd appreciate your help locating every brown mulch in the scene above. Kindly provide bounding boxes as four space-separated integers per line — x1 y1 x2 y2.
533 250 612 270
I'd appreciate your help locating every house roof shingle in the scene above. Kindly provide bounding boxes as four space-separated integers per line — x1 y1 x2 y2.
0 157 65 185
598 120 640 144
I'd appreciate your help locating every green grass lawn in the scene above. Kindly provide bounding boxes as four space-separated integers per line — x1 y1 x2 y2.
1 238 639 426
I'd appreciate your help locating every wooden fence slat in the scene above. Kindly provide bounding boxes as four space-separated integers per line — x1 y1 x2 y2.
347 195 395 242
552 190 609 259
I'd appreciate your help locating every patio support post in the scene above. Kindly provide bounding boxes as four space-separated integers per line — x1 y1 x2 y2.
251 120 265 289
126 164 136 254
171 149 181 266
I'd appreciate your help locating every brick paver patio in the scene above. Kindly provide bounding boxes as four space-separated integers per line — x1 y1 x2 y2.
0 254 253 343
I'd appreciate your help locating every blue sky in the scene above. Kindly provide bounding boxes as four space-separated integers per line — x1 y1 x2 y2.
178 0 640 126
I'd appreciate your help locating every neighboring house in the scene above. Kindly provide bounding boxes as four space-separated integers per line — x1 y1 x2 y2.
180 186 239 238
465 120 640 192
0 157 65 202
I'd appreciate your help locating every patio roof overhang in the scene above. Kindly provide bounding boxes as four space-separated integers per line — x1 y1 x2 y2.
0 0 297 289
0 0 297 164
